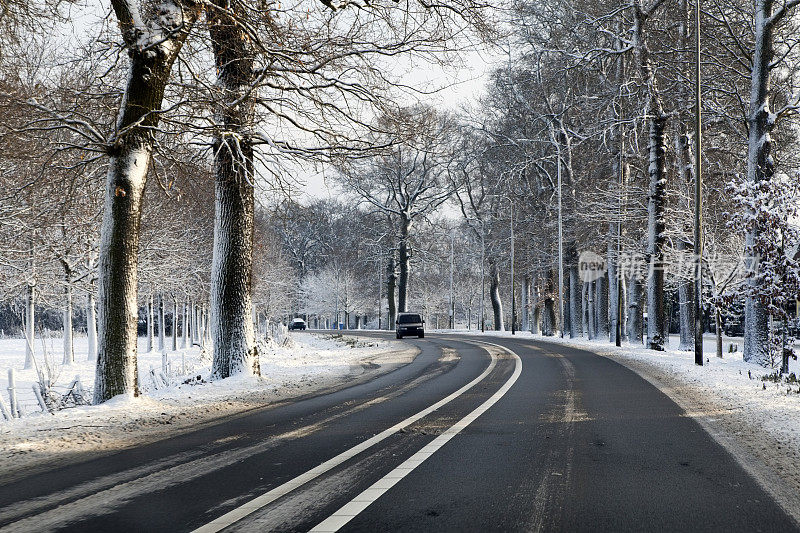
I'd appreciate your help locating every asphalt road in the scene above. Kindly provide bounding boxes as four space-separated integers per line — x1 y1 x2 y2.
0 332 796 533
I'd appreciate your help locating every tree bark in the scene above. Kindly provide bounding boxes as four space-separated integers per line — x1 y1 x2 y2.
543 298 555 336
521 274 530 332
675 0 696 352
387 257 397 329
87 292 97 361
609 237 620 343
569 248 582 338
586 280 595 339
608 34 625 346
563 266 571 336
94 2 197 402
677 239 694 351
24 283 34 369
633 4 668 351
490 260 504 331
208 1 259 379
62 270 74 365
201 305 208 349
627 275 644 343
172 296 178 352
398 217 412 313
191 301 198 345
744 0 777 365
182 299 189 349
596 272 609 340
147 294 154 353
158 294 165 352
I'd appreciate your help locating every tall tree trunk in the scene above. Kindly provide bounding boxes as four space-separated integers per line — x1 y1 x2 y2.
608 233 620 343
62 272 74 365
562 266 571 336
744 0 777 365
621 272 628 338
586 280 595 339
543 298 555 336
677 239 694 351
182 299 189 349
645 117 668 350
627 275 644 343
490 260 504 331
191 301 198 345
200 305 208 349
634 4 668 351
398 217 412 313
521 274 530 332
208 2 259 379
608 33 626 346
158 294 165 352
531 280 539 334
387 257 397 329
171 296 178 351
24 283 34 369
94 3 197 403
675 0 696 353
87 292 97 361
596 272 609 340
147 294 154 353
569 248 582 338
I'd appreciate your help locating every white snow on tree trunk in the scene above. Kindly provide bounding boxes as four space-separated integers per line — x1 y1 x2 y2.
24 284 34 369
94 144 150 403
157 294 165 353
87 293 97 361
147 294 154 353
62 279 74 366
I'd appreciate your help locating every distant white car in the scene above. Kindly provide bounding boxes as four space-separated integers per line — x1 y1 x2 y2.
289 318 307 331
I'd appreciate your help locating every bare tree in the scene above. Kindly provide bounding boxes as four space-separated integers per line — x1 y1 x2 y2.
337 107 456 312
94 0 201 401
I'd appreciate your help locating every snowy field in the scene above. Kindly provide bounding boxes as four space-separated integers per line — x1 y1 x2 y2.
0 332 415 478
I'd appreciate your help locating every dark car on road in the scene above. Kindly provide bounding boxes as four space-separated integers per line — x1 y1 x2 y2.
396 312 424 339
289 318 307 331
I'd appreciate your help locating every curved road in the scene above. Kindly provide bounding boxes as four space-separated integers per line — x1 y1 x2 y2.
0 332 796 532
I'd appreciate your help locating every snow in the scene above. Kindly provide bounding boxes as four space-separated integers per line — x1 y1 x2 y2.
0 332 415 479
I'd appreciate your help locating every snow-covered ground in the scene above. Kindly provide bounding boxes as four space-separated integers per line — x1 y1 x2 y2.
0 332 416 479
443 328 800 520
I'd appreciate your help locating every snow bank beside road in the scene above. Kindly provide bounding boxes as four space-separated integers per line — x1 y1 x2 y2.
0 332 415 480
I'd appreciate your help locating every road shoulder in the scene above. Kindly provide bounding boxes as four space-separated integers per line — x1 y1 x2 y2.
447 330 800 527
596 350 800 527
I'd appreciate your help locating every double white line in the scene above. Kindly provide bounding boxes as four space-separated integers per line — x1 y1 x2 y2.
195 341 522 533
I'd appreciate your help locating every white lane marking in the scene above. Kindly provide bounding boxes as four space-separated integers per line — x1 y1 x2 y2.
310 342 523 532
193 343 499 533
